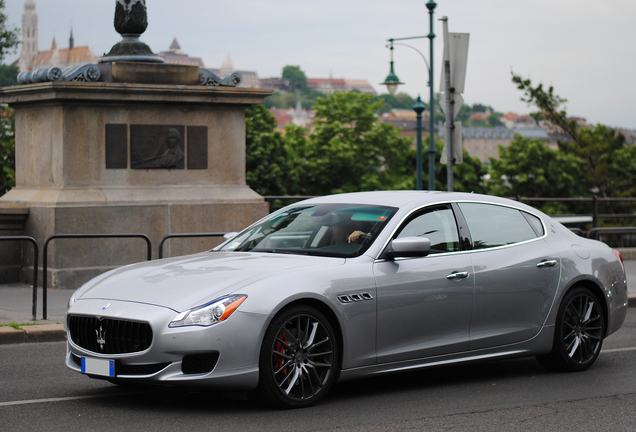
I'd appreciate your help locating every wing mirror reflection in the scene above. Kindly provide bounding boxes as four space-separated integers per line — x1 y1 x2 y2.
223 232 239 242
383 237 431 260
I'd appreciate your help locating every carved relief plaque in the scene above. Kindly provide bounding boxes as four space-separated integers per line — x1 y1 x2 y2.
131 125 185 169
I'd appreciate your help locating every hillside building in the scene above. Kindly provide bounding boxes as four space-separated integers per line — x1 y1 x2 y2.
16 0 97 72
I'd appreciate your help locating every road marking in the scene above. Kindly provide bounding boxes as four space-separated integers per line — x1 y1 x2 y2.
0 391 144 408
602 347 636 354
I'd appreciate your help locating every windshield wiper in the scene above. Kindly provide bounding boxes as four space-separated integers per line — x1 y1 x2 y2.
252 249 310 256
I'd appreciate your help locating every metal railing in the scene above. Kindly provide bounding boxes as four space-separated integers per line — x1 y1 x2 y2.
5 213 636 320
0 236 38 320
41 234 152 320
516 196 636 227
158 232 227 259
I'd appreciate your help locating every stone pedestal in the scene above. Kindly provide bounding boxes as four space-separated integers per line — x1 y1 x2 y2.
0 203 29 283
0 78 272 289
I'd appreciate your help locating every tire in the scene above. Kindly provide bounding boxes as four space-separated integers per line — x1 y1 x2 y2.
252 305 339 408
537 287 604 372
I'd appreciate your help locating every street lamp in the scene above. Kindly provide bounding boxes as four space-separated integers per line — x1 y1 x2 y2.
381 41 403 96
412 95 426 191
382 0 437 191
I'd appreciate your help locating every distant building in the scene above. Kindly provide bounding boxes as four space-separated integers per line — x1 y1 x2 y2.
261 77 377 95
260 78 290 93
16 0 97 72
379 117 422 143
206 53 260 89
158 38 204 67
269 109 294 130
306 78 345 94
499 112 537 129
438 126 549 163
345 79 377 95
390 109 417 120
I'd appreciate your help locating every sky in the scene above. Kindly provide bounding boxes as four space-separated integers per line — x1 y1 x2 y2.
4 0 636 129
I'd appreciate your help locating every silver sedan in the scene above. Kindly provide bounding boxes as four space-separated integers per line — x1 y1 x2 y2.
65 191 628 408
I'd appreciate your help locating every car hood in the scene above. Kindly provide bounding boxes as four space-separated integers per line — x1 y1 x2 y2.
76 252 345 311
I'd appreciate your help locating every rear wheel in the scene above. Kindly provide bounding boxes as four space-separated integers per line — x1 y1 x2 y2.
253 305 338 408
537 287 604 371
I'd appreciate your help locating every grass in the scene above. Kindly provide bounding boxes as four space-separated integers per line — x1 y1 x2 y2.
0 321 52 330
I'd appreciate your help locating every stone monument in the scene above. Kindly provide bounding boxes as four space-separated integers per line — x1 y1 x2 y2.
0 0 271 288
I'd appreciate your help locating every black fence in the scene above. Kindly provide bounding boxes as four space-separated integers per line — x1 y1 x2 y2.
3 232 226 321
265 196 636 229
41 234 152 320
4 195 636 321
515 196 636 228
0 236 38 320
158 232 227 259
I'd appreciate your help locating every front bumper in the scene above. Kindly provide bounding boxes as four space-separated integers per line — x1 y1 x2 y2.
65 298 268 389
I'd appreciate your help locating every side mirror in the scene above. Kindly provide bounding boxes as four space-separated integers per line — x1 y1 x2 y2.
382 237 431 260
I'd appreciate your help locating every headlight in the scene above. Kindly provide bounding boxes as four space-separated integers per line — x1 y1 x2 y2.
169 295 247 328
67 293 76 310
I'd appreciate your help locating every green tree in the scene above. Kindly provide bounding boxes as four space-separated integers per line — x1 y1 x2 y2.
245 104 290 196
0 106 15 195
611 145 636 198
0 0 19 62
285 91 414 195
0 64 17 87
429 140 488 193
487 134 586 213
281 65 307 93
0 0 19 195
512 73 626 200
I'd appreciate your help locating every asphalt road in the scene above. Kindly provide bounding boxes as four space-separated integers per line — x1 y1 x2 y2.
2 309 636 431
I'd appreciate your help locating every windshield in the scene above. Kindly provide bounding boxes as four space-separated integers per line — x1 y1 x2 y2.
218 203 397 258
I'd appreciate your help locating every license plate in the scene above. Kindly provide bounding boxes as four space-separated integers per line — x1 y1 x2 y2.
81 357 115 377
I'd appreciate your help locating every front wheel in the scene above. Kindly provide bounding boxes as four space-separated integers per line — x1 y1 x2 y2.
253 305 339 408
537 287 605 372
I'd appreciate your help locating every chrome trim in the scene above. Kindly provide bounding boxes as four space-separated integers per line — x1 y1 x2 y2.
446 271 469 280
374 199 549 261
337 295 352 304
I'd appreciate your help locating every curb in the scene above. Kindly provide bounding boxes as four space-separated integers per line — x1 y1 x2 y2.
0 324 66 345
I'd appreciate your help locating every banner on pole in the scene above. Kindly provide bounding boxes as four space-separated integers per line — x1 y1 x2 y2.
440 32 470 94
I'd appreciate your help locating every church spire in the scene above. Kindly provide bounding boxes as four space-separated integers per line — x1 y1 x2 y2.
19 0 39 72
69 27 74 51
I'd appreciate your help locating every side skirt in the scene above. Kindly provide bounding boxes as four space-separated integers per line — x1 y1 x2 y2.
338 324 555 382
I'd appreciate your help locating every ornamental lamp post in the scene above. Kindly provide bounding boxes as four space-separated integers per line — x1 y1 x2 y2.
381 41 404 96
382 1 436 190
413 95 426 191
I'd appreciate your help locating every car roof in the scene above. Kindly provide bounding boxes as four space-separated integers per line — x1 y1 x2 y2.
296 191 541 214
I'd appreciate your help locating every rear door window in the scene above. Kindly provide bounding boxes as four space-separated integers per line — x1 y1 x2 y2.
457 203 541 250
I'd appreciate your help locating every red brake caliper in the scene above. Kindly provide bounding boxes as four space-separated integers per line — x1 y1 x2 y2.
274 331 289 379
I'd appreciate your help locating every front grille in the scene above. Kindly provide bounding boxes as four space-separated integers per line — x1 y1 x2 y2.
71 353 170 376
68 315 153 354
182 352 219 375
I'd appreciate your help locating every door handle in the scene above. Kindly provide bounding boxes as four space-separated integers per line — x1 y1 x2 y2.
536 259 557 268
447 271 469 280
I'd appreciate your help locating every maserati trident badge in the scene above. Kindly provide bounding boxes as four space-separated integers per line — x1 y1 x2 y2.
96 326 106 350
